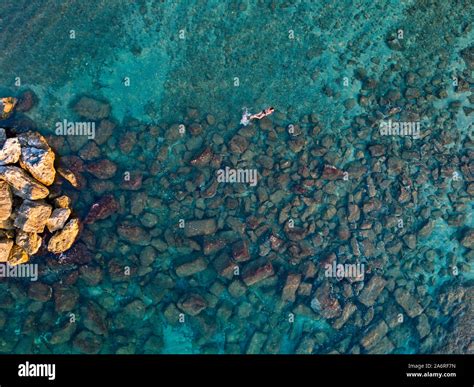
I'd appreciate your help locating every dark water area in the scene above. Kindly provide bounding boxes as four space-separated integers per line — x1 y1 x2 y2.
0 0 472 354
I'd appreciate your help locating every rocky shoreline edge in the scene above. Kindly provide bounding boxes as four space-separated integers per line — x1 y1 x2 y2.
0 97 79 265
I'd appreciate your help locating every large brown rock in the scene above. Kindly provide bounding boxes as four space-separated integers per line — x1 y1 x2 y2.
0 166 49 200
16 230 42 256
394 288 423 318
281 273 302 302
48 218 80 254
0 238 13 262
73 97 111 120
46 208 71 232
360 320 389 350
86 159 117 179
14 200 52 233
18 131 56 186
84 194 119 224
184 218 217 237
0 181 12 220
0 138 21 165
7 244 29 266
358 276 387 307
242 258 274 286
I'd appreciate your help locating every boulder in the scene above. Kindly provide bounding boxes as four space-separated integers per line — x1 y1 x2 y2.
0 166 49 200
176 257 208 277
0 238 13 262
84 195 119 224
7 244 29 266
47 218 80 254
360 320 389 350
0 138 21 165
15 230 42 255
311 281 342 319
0 181 12 220
18 131 56 186
0 97 17 119
57 167 81 188
177 293 208 316
394 288 423 318
46 207 71 232
85 159 117 179
184 218 217 237
73 96 111 120
242 258 274 286
281 273 302 302
14 200 52 233
358 276 387 307
54 195 72 209
460 229 474 249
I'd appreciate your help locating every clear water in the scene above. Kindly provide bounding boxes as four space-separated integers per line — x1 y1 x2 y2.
0 0 472 354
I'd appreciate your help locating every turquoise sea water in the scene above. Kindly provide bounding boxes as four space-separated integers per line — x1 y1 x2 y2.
0 0 472 354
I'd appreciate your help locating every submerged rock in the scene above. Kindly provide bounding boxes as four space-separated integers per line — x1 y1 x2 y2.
358 276 387 307
184 218 217 237
7 244 29 266
0 181 12 220
360 321 389 351
0 97 17 119
84 194 119 224
0 102 78 263
73 96 111 120
85 159 117 179
177 293 208 316
394 288 423 318
46 207 71 233
460 229 474 249
242 258 274 286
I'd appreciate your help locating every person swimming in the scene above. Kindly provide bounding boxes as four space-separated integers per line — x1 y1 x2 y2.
240 107 275 126
250 107 275 120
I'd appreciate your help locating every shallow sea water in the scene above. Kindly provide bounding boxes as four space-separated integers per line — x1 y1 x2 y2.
0 0 472 354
